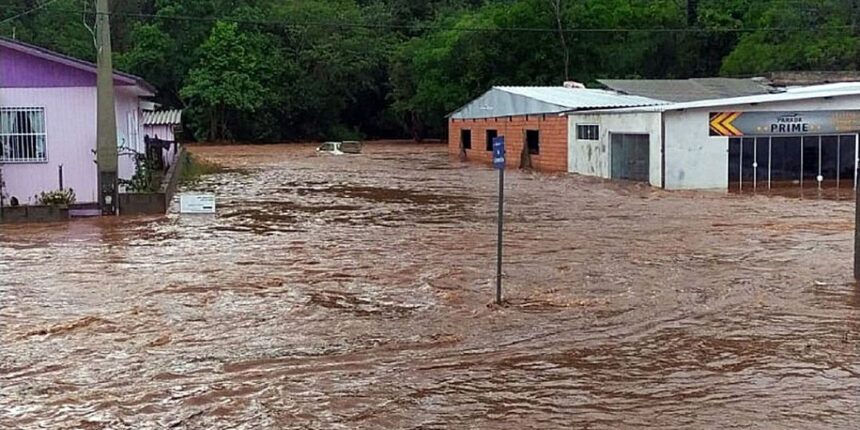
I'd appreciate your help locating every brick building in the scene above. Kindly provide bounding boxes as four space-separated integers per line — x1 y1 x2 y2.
448 86 664 172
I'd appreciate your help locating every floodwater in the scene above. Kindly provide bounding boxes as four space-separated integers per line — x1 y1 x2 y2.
2 143 859 429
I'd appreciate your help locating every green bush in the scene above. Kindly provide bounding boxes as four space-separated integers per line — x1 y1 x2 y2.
120 155 160 193
37 189 76 206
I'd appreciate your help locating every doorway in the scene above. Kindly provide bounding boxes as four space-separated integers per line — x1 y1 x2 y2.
611 133 650 182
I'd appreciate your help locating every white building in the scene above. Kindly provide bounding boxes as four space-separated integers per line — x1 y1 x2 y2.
567 83 860 191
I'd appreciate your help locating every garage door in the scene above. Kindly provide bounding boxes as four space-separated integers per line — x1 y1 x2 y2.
611 133 650 182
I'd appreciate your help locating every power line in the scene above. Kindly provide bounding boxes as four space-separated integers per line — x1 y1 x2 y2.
3 5 858 34
0 0 62 25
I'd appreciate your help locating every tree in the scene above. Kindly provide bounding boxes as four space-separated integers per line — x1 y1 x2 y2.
180 21 271 141
721 0 859 75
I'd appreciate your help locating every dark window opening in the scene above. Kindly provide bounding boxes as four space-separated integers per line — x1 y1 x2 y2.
486 129 498 151
460 129 471 150
577 124 599 140
526 130 540 155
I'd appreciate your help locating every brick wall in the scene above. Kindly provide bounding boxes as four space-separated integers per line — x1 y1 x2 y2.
447 114 568 172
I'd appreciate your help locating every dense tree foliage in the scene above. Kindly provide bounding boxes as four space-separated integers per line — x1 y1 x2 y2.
2 0 860 141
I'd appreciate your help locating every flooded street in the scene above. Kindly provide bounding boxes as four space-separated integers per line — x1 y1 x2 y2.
2 142 860 428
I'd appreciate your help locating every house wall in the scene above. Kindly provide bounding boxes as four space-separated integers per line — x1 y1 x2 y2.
447 115 568 172
144 124 174 142
144 124 177 168
0 87 98 204
0 87 146 205
663 94 860 190
567 112 663 186
116 87 145 184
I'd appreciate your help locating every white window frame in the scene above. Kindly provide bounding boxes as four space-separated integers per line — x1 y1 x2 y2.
0 107 48 163
577 124 600 141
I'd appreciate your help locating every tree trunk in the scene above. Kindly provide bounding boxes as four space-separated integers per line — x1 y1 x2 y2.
208 107 217 142
548 0 569 80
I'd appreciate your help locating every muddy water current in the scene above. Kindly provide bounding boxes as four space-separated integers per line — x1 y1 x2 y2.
2 143 860 428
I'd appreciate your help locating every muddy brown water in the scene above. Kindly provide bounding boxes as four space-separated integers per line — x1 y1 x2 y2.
2 143 859 429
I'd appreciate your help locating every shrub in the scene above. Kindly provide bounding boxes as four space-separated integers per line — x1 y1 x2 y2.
37 189 76 206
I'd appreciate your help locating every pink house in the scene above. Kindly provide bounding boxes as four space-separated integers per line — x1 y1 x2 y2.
0 37 155 206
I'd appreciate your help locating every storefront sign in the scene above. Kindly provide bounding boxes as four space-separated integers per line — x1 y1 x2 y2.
709 110 860 137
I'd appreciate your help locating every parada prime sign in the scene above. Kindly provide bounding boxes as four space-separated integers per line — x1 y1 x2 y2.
709 111 860 137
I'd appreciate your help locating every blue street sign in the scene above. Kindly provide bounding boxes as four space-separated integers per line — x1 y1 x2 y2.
492 136 505 169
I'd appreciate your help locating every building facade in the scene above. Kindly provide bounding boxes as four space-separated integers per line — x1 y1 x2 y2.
448 115 569 172
568 83 860 190
0 37 155 205
447 86 665 172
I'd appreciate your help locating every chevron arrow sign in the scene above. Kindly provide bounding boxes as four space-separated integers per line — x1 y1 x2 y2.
709 112 743 136
709 110 860 137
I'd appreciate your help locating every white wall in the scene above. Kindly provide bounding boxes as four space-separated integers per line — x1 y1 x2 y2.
663 94 860 190
116 87 144 183
1 87 99 204
567 111 663 187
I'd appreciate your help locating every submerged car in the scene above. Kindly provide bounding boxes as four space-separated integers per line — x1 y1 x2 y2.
316 141 362 155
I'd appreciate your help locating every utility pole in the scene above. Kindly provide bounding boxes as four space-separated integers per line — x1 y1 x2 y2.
96 0 118 215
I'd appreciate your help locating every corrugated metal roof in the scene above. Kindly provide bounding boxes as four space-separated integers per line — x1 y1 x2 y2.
498 86 665 109
577 82 860 114
143 109 182 126
450 86 666 119
598 78 777 102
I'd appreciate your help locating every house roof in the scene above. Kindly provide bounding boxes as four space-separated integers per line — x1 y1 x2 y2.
0 36 156 96
449 86 666 119
768 71 860 86
577 82 860 114
597 78 778 102
143 109 182 126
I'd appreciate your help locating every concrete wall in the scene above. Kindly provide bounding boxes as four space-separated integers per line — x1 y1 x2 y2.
567 111 663 187
663 94 860 190
447 115 568 172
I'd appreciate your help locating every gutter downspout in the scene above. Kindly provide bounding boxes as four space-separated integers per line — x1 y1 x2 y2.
660 112 666 189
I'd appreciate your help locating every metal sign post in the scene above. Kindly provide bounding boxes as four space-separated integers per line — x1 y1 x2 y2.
855 175 860 281
492 136 506 305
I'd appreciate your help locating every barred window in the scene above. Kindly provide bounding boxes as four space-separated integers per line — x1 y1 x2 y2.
577 124 599 141
1 107 47 163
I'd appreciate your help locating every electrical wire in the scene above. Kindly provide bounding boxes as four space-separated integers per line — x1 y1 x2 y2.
1 2 857 34
0 0 63 25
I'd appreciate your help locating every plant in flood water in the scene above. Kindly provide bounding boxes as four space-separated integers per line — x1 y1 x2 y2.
37 188 76 206
180 154 225 185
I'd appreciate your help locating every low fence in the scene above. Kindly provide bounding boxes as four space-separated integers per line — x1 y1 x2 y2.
119 146 187 215
0 205 70 223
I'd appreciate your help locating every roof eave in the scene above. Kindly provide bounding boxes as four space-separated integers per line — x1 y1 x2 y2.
0 36 155 95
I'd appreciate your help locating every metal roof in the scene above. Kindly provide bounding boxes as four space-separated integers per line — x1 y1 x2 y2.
576 82 860 114
449 86 666 119
143 109 182 126
597 78 777 102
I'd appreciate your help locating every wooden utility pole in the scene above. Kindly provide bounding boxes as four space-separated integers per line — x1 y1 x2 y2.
96 0 118 215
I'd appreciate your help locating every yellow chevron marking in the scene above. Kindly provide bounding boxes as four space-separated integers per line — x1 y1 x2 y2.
710 112 732 136
722 112 743 136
